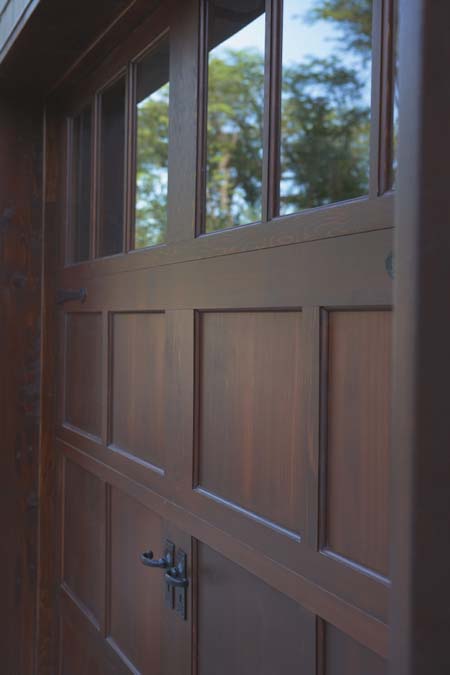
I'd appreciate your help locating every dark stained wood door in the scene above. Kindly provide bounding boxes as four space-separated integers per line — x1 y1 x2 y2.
50 0 396 673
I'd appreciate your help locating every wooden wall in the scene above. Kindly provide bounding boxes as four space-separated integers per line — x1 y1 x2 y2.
0 93 43 675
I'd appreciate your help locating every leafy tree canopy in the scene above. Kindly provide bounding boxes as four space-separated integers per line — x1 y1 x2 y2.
134 0 373 234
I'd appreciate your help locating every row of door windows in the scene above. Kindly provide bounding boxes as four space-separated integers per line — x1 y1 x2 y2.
68 0 398 264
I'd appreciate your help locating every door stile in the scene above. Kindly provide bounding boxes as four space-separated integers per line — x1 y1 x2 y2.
167 0 201 243
164 309 196 493
301 306 321 550
101 310 111 446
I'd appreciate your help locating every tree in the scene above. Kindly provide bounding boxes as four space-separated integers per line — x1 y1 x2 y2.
134 1 373 232
206 49 265 231
280 55 370 213
307 0 372 61
135 83 170 248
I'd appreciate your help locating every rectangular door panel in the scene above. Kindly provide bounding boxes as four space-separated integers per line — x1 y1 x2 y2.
196 543 316 675
198 310 303 534
323 310 391 577
110 312 166 471
323 623 387 675
60 611 130 675
108 486 163 673
64 312 103 439
62 458 106 628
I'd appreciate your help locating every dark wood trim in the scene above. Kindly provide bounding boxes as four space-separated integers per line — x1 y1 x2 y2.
265 0 282 220
391 1 450 673
378 0 396 195
90 96 99 263
369 0 383 198
60 194 394 282
35 104 62 675
195 0 208 236
0 92 43 675
167 0 199 243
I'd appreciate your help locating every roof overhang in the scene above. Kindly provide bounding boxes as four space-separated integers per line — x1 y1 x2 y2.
0 0 159 96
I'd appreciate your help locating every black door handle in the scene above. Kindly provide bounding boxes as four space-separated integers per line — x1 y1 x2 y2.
165 550 189 589
141 550 172 569
141 540 174 570
165 568 189 588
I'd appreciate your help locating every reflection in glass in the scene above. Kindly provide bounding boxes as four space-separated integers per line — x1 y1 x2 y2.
70 106 92 263
391 0 399 188
135 36 170 249
98 77 126 257
205 0 266 232
279 0 372 215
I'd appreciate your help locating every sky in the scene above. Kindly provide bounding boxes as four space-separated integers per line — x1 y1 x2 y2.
211 0 372 103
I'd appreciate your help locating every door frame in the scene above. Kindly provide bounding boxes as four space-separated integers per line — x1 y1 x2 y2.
390 1 450 674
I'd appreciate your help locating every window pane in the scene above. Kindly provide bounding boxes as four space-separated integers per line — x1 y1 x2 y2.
135 36 170 249
391 0 399 188
70 106 92 263
205 0 265 233
279 0 372 215
98 77 126 257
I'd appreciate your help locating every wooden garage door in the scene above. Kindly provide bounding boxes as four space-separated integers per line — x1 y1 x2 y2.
52 0 397 673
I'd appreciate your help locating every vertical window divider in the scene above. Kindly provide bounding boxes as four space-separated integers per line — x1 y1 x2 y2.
264 0 282 222
91 92 101 259
378 0 396 194
125 61 137 252
65 116 74 265
195 0 209 237
369 0 384 198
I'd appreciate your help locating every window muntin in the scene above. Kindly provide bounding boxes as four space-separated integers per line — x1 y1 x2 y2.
65 1 396 264
205 0 266 233
98 76 126 258
134 36 170 249
69 105 92 263
279 0 372 216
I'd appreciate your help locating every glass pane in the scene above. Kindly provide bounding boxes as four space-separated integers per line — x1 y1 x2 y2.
135 36 170 249
279 0 372 216
391 0 399 188
205 0 266 233
70 105 92 263
98 77 126 257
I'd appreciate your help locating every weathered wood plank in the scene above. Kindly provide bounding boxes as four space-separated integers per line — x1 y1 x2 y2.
0 92 43 675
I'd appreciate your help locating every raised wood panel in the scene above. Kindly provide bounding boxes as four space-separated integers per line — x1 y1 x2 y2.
324 623 387 675
111 312 165 469
198 311 303 533
60 619 106 675
197 544 315 675
109 486 163 673
59 593 132 675
62 459 105 627
324 310 391 576
64 312 102 438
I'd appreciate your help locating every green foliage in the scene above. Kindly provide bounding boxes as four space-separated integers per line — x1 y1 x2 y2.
307 0 373 60
206 49 265 231
135 83 170 248
134 1 373 234
280 55 370 212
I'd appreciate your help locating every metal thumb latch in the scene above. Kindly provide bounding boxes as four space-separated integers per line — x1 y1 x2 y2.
140 541 176 609
385 252 395 280
56 287 88 304
165 549 188 620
